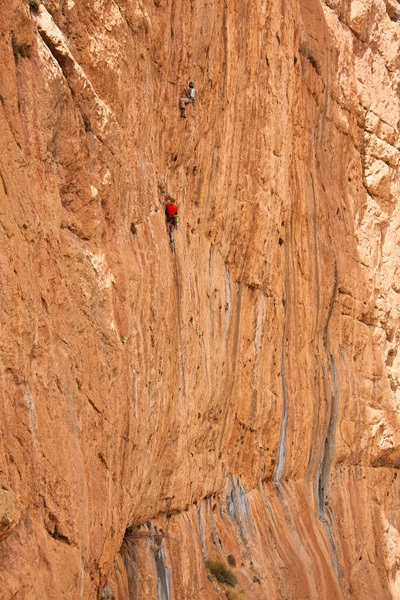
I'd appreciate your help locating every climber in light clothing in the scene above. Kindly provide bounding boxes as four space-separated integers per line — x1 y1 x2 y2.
179 81 195 118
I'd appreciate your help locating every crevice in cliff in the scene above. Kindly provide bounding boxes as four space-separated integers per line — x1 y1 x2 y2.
226 477 254 544
0 171 8 196
170 239 186 397
153 539 171 600
121 525 170 600
306 159 343 585
205 495 225 554
274 215 291 483
299 42 323 76
120 529 138 599
214 284 243 478
274 326 288 483
48 527 71 546
317 244 341 581
85 394 103 415
221 265 232 356
317 259 339 519
197 504 207 558
204 150 215 221
209 245 215 350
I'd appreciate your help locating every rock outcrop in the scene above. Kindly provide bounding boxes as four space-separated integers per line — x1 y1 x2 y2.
1 0 400 598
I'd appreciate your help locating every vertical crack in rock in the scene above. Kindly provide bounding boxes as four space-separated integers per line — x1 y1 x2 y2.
197 504 207 559
170 241 186 396
205 245 214 396
226 477 253 544
205 150 215 220
120 530 138 600
222 0 229 93
261 485 279 529
121 525 170 600
209 245 215 349
215 285 243 474
133 368 139 423
318 258 339 517
274 216 291 483
274 328 288 483
207 495 224 553
317 256 340 578
153 541 171 600
222 265 232 355
312 165 341 578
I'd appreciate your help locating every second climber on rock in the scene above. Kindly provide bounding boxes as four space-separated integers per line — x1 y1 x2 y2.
179 81 195 118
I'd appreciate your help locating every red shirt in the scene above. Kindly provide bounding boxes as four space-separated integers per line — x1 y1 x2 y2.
166 202 178 216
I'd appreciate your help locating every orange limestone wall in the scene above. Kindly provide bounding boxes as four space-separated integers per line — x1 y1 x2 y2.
1 0 400 598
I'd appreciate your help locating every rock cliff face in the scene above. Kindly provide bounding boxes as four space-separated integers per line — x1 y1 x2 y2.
1 0 400 598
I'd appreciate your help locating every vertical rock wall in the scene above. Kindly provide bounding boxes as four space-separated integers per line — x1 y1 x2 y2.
0 0 400 598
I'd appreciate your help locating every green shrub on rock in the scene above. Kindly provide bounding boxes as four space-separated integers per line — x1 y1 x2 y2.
206 560 237 587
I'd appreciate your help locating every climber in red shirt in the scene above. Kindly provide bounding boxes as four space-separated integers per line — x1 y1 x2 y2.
165 198 179 227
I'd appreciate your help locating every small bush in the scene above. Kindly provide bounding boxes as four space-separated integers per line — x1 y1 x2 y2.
29 0 40 12
11 35 31 63
11 35 19 62
206 560 237 587
227 554 237 568
19 43 31 58
82 115 92 132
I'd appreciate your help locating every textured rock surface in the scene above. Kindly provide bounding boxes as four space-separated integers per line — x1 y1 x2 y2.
1 0 400 598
